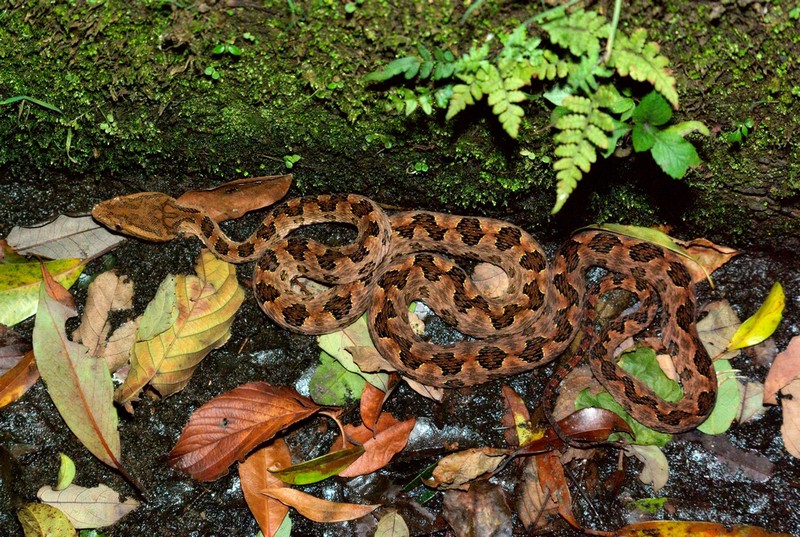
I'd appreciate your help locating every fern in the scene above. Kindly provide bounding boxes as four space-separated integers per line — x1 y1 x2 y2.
608 29 678 107
365 5 702 213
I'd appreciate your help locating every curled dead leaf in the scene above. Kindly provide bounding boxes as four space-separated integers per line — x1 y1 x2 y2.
239 440 292 536
427 447 509 490
260 487 378 523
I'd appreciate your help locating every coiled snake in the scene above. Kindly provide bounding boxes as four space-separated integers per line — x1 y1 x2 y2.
93 192 716 433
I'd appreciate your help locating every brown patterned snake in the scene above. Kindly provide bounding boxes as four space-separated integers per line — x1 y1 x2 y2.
93 192 716 433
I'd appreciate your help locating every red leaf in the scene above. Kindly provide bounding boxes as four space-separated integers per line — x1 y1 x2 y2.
169 382 319 481
338 415 416 477
360 382 386 431
239 439 292 537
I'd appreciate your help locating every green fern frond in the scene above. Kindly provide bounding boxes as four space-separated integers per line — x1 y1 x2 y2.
542 8 608 57
609 29 678 108
446 83 475 119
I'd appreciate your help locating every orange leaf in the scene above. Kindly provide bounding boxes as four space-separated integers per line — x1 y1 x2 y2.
616 520 792 537
169 382 320 481
0 350 39 409
535 451 579 529
176 175 292 223
239 439 292 537
764 336 800 405
360 382 386 431
500 385 535 447
338 415 416 477
260 487 378 523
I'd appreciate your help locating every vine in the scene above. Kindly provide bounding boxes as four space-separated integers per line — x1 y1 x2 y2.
366 5 708 213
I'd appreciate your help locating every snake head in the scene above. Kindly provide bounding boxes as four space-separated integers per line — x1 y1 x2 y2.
92 192 184 242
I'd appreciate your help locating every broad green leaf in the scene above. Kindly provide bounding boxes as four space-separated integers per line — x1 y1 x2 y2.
33 278 123 472
317 315 389 391
650 129 701 179
632 91 672 126
576 389 672 446
618 347 683 403
55 453 76 491
0 258 83 327
697 359 740 435
135 276 178 340
17 503 76 536
270 446 364 485
309 352 366 405
632 124 656 152
727 282 784 351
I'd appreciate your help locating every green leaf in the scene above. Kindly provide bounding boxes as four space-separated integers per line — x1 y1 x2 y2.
309 352 366 406
55 453 76 491
664 120 710 137
618 347 683 403
650 129 700 179
212 44 225 54
364 56 421 82
0 95 63 114
632 124 656 152
632 91 672 126
270 446 364 485
576 389 672 447
609 30 679 107
727 282 784 351
696 359 740 435
541 8 607 57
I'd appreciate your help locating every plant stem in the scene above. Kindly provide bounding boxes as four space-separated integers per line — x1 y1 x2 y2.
604 0 623 62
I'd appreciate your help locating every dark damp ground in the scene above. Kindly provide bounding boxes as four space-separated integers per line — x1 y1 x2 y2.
0 174 798 536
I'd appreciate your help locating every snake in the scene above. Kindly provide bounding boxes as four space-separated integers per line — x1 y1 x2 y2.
92 192 717 434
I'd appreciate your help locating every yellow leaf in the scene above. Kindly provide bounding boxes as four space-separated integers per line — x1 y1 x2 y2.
0 258 83 327
17 502 76 537
727 282 784 351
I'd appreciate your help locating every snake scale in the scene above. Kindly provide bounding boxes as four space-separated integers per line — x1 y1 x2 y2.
93 192 717 433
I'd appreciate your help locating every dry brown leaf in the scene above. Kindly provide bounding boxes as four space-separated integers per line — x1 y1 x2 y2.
239 439 292 536
427 447 508 490
102 319 139 373
676 237 739 284
764 336 800 405
0 324 32 375
338 414 416 477
403 377 444 401
260 487 378 523
551 365 601 421
500 385 534 447
8 214 125 260
169 382 320 481
346 345 396 373
536 451 579 529
697 300 741 360
176 175 292 223
625 444 669 492
360 382 386 431
516 456 558 530
780 378 800 458
37 483 138 528
442 480 512 537
75 271 134 358
471 262 509 298
738 381 767 424
375 510 410 537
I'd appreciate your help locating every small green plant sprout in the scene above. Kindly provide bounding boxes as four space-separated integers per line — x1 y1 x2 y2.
366 3 709 213
365 133 395 149
723 118 755 144
409 160 429 174
345 0 364 14
212 41 242 56
283 154 301 168
204 65 221 80
242 32 256 43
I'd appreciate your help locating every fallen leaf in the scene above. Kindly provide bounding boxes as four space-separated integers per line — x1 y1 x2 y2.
74 271 133 358
37 483 138 528
501 385 540 447
17 502 76 536
32 267 125 474
697 300 741 361
625 444 669 492
697 359 740 435
169 382 320 481
309 351 366 406
738 382 767 424
345 345 396 373
375 510 410 537
780 378 800 459
616 519 793 537
403 377 444 401
360 382 386 431
536 450 579 529
764 336 800 405
554 407 634 444
679 430 774 483
676 237 739 284
516 457 557 530
176 175 292 223
317 315 390 391
427 447 508 490
260 487 378 523
0 258 83 327
0 351 39 409
7 215 124 259
338 415 416 477
441 480 512 537
471 262 509 298
728 282 784 351
0 324 32 374
55 453 76 491
102 320 138 373
271 446 364 485
239 439 292 537
117 251 244 402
